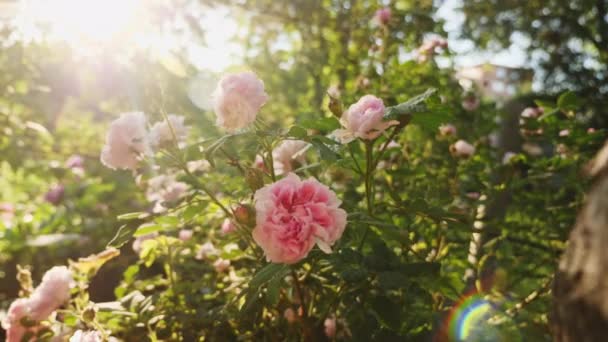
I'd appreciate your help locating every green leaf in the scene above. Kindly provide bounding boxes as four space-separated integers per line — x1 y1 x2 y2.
400 262 440 277
377 271 408 291
107 223 140 248
371 295 401 330
117 212 149 221
299 117 340 131
557 91 582 111
287 126 308 139
310 138 341 161
133 223 162 237
266 276 282 306
249 263 289 289
384 88 437 121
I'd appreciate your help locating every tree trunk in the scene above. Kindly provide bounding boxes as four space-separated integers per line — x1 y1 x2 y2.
553 141 608 341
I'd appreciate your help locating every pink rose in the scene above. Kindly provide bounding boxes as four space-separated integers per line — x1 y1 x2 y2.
2 298 29 342
70 330 103 342
284 308 297 323
44 184 65 205
374 7 391 25
559 129 570 137
28 266 73 321
272 140 309 175
132 232 158 254
196 242 217 260
324 317 337 338
438 124 457 136
146 175 188 212
178 229 193 241
520 107 543 119
334 95 398 143
252 173 347 264
65 155 84 169
462 96 480 111
213 258 231 273
450 140 475 158
149 114 188 148
221 218 236 235
212 71 268 132
100 112 150 170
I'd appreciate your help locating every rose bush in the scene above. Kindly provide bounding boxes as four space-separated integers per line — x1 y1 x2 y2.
0 2 605 341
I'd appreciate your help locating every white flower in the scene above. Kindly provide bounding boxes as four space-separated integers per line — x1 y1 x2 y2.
451 140 475 158
272 140 309 175
100 112 151 170
150 115 188 148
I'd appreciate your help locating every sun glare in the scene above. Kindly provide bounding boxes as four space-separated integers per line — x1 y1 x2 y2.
19 0 143 43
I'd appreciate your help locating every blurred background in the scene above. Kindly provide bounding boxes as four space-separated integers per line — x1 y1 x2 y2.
0 0 606 339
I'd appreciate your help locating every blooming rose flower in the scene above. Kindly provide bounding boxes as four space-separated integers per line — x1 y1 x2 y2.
272 140 309 175
461 96 480 111
2 298 29 342
213 258 231 273
284 308 297 323
212 71 268 132
324 317 337 338
100 112 150 170
149 114 188 148
588 127 596 134
146 175 188 212
450 140 475 158
416 37 448 62
132 232 158 254
196 242 217 260
374 7 391 25
439 124 457 136
65 155 84 169
559 129 570 137
27 266 73 321
520 107 543 119
70 330 103 342
522 142 543 156
44 184 65 205
187 159 211 173
333 95 398 143
252 173 347 264
221 218 237 235
502 151 517 165
178 229 193 241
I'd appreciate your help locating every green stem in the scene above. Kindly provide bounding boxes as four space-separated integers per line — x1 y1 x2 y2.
358 141 375 251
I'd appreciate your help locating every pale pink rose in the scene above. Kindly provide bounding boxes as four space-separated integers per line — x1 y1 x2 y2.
254 154 268 172
487 132 500 148
100 112 150 170
502 151 517 165
520 107 543 119
69 330 103 342
465 192 481 200
149 114 188 148
416 37 447 62
587 127 596 134
44 184 65 205
132 232 158 254
187 159 211 173
213 258 231 273
559 129 570 137
327 85 341 99
439 124 457 136
146 175 188 210
196 242 217 260
451 140 475 158
65 155 84 169
284 308 297 323
386 140 401 149
324 317 337 338
28 266 73 321
522 142 543 156
178 229 193 241
374 7 391 25
0 202 15 227
221 218 236 235
462 96 480 111
252 173 347 264
2 298 29 342
272 140 309 175
334 95 398 143
212 71 268 132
